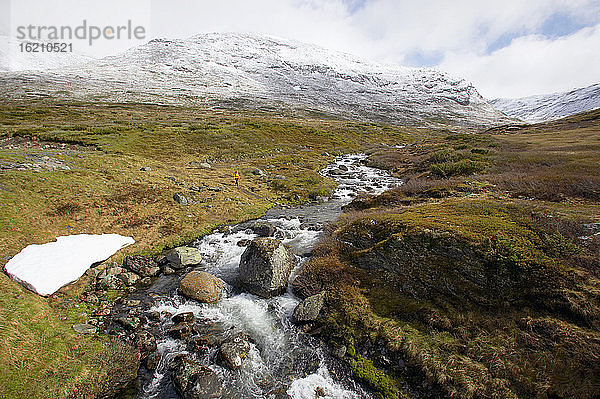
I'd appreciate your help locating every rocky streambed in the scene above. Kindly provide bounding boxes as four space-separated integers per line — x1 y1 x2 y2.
98 154 402 399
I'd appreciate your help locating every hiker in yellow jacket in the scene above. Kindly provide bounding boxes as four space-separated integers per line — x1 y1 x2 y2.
234 170 240 187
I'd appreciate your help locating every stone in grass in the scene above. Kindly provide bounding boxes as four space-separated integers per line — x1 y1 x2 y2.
179 271 224 303
72 323 97 334
167 247 202 269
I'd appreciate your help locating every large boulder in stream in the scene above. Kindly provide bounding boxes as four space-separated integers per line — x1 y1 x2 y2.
179 271 224 303
170 355 223 399
238 238 295 298
167 246 203 269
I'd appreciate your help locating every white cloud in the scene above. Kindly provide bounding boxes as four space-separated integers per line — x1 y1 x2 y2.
439 25 600 98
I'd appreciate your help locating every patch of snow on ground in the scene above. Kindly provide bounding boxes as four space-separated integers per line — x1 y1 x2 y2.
4 234 134 296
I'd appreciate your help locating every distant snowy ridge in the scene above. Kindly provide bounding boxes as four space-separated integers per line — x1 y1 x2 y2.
490 83 600 123
0 32 511 127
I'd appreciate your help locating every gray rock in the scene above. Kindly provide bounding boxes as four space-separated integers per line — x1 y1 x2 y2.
123 255 161 277
238 238 295 298
198 162 212 169
173 192 189 205
72 323 97 334
167 247 202 269
118 271 140 286
171 355 223 399
217 334 251 370
168 322 192 339
249 221 276 237
117 316 142 331
292 292 325 323
135 331 157 356
98 274 125 290
252 168 264 176
140 166 151 171
179 271 224 303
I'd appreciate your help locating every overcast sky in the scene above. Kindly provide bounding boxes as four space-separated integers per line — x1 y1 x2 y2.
2 0 600 98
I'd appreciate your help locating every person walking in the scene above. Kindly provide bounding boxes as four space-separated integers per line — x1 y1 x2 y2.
234 170 240 187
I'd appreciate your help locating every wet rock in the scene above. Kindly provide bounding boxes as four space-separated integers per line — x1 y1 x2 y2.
116 316 142 331
193 324 229 348
167 247 203 269
292 292 325 323
72 323 97 334
168 322 192 339
238 238 295 298
118 271 140 286
171 355 223 399
249 220 276 237
217 334 251 370
237 239 250 247
173 312 195 323
330 342 347 359
135 330 157 356
123 255 161 277
179 271 224 303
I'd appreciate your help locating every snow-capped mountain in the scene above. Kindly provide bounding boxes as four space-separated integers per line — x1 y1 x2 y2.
490 84 600 123
0 33 511 126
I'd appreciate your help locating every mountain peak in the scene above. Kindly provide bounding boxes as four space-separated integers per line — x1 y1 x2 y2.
1 32 511 127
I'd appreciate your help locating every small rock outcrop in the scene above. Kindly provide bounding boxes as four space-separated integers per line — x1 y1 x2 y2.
168 247 203 269
238 238 295 298
171 355 223 399
123 255 160 277
179 271 224 303
292 292 325 323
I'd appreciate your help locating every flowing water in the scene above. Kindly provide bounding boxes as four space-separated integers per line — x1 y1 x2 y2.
130 154 402 399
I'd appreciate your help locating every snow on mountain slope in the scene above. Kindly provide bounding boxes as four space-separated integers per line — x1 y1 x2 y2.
0 32 511 127
490 84 600 123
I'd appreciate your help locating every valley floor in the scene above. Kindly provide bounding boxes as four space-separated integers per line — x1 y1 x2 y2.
0 101 413 398
296 109 600 398
1 101 599 399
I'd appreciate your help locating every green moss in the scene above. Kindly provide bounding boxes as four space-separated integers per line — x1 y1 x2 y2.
350 356 402 399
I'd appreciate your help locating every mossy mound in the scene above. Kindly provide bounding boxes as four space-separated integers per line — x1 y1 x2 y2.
303 197 600 398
